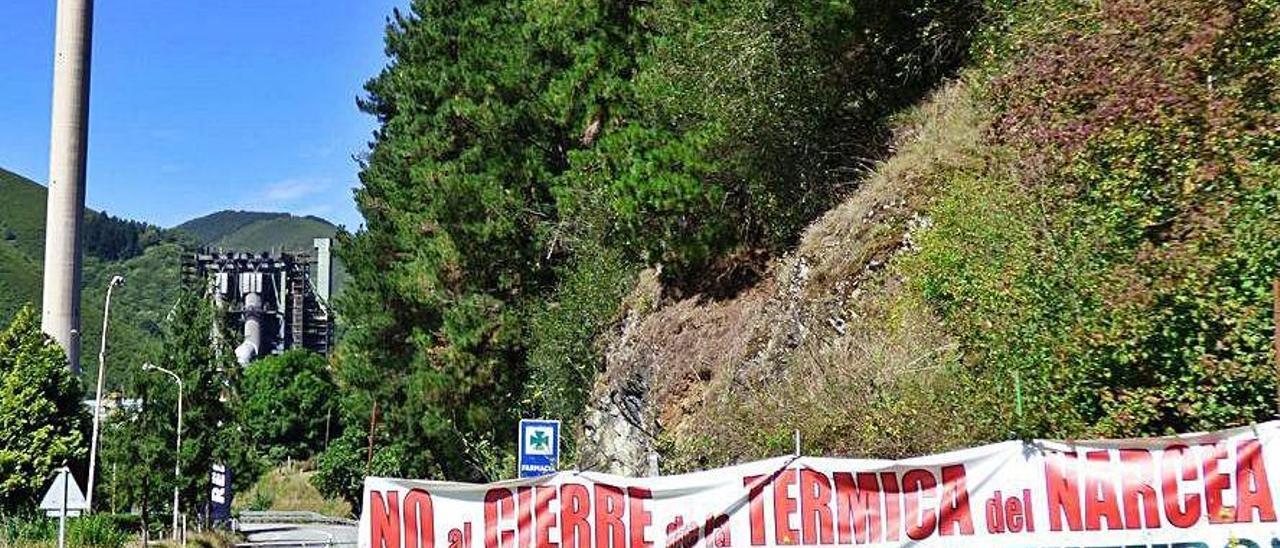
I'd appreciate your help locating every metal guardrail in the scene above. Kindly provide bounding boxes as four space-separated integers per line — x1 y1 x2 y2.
237 510 356 526
235 542 355 548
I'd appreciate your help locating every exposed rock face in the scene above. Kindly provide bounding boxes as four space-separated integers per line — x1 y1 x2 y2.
577 375 655 476
575 269 663 475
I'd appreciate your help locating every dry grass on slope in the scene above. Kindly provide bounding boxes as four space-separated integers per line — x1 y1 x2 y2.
235 462 352 518
588 81 1009 473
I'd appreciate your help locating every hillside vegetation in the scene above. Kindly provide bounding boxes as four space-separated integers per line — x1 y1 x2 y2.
0 169 182 379
175 210 339 252
590 0 1280 471
318 0 1280 497
0 170 342 390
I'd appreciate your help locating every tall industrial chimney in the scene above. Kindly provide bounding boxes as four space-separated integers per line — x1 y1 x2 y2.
42 0 95 373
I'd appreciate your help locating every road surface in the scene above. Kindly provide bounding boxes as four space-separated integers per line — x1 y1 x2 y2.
237 512 357 547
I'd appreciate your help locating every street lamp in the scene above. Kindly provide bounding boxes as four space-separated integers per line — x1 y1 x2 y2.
142 362 182 541
86 275 124 512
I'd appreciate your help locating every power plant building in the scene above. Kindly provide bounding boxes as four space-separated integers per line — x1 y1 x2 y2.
190 238 334 364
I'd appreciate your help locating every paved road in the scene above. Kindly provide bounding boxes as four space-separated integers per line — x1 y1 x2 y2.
238 521 358 547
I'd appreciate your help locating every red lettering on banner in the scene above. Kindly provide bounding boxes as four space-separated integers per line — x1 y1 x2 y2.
773 470 799 545
404 489 435 548
1021 489 1035 532
986 489 1033 534
485 489 515 548
1005 491 1026 533
534 486 558 548
902 469 937 541
1202 442 1232 524
371 490 402 548
938 465 974 536
1236 439 1277 523
1118 449 1159 529
743 475 767 546
880 472 902 542
559 484 590 548
1046 451 1082 531
799 469 834 545
704 514 731 547
370 431 1280 546
518 487 535 548
594 484 625 548
1162 444 1201 528
627 487 653 548
985 491 1005 534
1083 450 1121 531
834 472 882 543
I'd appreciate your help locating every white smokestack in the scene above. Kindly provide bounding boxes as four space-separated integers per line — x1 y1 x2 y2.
41 0 95 373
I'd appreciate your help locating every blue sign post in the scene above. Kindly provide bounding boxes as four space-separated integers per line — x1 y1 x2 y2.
517 419 560 478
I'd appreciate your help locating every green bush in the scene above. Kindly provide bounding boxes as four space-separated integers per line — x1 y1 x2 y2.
0 514 129 548
67 515 130 548
240 350 337 461
0 306 88 511
904 0 1280 438
524 245 635 438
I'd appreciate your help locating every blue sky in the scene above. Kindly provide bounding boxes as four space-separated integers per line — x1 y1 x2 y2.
0 0 407 229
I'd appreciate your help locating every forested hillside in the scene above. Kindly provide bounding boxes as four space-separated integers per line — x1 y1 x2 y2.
175 210 339 252
0 170 343 391
0 169 184 382
317 0 1280 499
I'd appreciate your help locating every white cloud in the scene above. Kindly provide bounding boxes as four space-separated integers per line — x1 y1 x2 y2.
261 177 330 202
232 177 354 225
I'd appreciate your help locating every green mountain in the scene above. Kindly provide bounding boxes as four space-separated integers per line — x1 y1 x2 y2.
171 210 287 243
0 168 182 386
0 168 344 388
176 210 338 252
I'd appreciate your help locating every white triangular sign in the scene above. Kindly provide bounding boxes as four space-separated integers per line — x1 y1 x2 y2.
39 467 87 514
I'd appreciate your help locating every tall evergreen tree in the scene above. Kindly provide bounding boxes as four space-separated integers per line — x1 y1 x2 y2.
101 289 256 527
335 0 645 482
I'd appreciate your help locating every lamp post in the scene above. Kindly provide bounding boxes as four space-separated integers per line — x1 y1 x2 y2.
86 275 123 512
142 363 182 541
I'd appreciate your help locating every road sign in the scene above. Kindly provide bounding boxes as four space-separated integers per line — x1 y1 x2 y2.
517 419 560 478
39 467 87 517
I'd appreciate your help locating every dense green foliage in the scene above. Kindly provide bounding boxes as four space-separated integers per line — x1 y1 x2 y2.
907 0 1280 438
0 305 88 511
325 0 1280 496
326 0 980 498
99 289 260 529
241 350 338 461
82 211 162 262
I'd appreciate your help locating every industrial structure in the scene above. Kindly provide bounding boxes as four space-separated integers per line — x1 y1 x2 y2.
189 238 334 364
42 0 95 373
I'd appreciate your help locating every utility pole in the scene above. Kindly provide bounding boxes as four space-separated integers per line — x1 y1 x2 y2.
42 0 95 374
1274 278 1279 415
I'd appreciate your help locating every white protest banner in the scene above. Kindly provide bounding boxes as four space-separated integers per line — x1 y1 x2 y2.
361 421 1280 547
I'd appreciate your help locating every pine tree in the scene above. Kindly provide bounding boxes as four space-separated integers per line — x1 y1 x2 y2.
333 0 646 485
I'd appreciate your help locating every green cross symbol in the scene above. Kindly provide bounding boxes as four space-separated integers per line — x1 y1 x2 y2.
530 430 550 451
